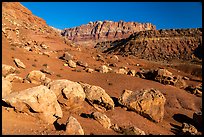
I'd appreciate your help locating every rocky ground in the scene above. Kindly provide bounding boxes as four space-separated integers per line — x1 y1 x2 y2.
2 2 202 135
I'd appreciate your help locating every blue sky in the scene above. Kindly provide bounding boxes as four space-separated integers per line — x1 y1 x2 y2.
20 2 202 30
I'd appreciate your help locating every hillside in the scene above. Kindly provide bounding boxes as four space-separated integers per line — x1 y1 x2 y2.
2 2 202 135
95 28 202 62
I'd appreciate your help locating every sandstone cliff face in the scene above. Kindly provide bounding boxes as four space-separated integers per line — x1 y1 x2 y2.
61 20 156 45
95 28 202 62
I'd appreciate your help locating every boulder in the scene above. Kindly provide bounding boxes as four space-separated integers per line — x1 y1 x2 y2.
2 64 16 77
79 82 114 111
14 58 26 69
47 79 85 111
26 70 46 85
92 111 111 129
118 88 166 123
68 60 76 68
5 74 23 83
66 116 84 135
2 85 62 124
2 77 12 98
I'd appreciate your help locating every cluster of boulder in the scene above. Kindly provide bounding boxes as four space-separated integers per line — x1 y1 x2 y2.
135 68 187 88
2 64 173 135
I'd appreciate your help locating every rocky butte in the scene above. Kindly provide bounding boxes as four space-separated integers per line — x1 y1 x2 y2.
61 20 156 46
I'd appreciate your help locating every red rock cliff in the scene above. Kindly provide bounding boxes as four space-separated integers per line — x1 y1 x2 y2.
61 20 156 45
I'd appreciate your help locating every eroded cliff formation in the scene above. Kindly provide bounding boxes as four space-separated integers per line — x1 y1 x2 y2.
95 28 202 62
61 20 156 45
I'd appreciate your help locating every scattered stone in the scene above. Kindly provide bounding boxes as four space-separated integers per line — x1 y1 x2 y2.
63 63 68 66
66 116 84 135
114 68 128 75
127 70 136 76
96 54 105 62
76 60 88 68
40 43 49 49
14 58 26 69
181 123 198 135
5 74 23 83
62 52 73 61
2 64 16 77
43 51 51 57
2 77 12 98
79 82 114 111
183 76 190 80
108 63 117 67
185 85 202 97
118 88 166 123
2 85 62 124
111 55 119 62
92 111 111 129
68 60 77 68
96 65 112 73
48 79 85 111
85 68 94 73
26 70 46 85
40 68 53 75
121 126 146 135
137 68 187 89
136 63 140 66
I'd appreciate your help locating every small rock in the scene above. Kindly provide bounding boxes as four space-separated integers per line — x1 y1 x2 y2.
62 52 73 61
26 70 46 85
76 60 88 68
63 63 68 66
5 74 23 83
2 64 16 77
2 77 12 98
183 76 190 80
127 70 136 76
92 111 111 129
97 65 112 73
14 58 26 69
79 82 114 111
68 60 76 68
66 116 84 135
181 123 198 135
40 68 53 75
85 68 94 73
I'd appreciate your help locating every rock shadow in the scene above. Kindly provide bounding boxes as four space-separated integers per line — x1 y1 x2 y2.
173 113 194 125
170 113 195 135
111 97 123 108
53 120 66 131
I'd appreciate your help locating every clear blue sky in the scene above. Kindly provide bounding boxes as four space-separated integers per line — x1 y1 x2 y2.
20 2 202 30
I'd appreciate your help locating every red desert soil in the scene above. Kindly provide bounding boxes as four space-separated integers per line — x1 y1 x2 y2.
2 2 202 135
